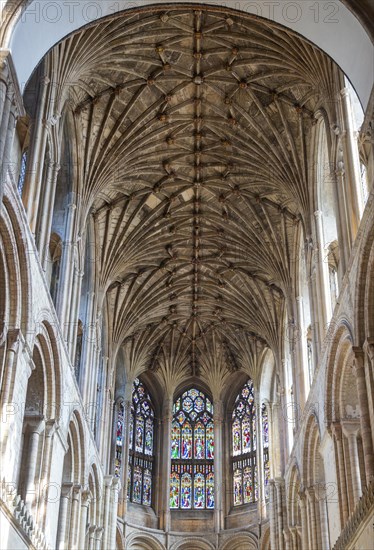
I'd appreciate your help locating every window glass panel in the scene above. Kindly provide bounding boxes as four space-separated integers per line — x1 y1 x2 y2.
170 388 214 509
181 473 192 509
170 470 180 509
194 471 205 508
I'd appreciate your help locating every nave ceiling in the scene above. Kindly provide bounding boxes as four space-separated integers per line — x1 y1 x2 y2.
28 6 340 389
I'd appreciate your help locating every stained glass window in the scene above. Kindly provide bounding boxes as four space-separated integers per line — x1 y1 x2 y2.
114 400 125 478
170 388 214 510
128 378 155 507
231 380 270 506
262 404 270 500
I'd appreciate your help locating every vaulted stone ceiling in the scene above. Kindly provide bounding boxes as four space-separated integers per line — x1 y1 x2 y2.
41 7 339 387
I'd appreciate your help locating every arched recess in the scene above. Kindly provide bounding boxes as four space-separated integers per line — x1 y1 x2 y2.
173 538 215 550
220 532 258 550
17 319 62 522
0 193 31 336
325 323 367 522
55 410 86 550
126 532 166 550
302 414 330 550
313 112 340 326
286 464 302 549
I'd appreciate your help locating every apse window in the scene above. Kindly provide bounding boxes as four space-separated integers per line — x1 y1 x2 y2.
170 388 214 510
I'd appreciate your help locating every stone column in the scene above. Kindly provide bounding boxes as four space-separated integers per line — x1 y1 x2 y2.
109 478 120 550
23 76 50 231
342 421 362 505
118 394 132 518
332 422 349 523
56 199 77 338
94 526 104 550
39 160 61 270
269 481 277 550
101 475 113 549
0 329 20 408
296 296 308 404
78 490 91 550
316 488 330 550
160 395 173 532
38 419 57 528
298 492 308 550
69 484 82 549
334 167 351 270
339 88 361 233
23 417 45 510
275 479 284 550
88 525 96 550
256 397 266 520
353 348 374 484
56 482 73 550
213 398 223 532
314 210 331 335
306 487 317 550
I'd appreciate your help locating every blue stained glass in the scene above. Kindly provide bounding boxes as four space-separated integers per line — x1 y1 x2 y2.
143 469 152 506
181 473 192 509
194 472 205 508
170 471 180 508
171 388 214 509
183 397 193 412
194 422 205 459
206 473 214 508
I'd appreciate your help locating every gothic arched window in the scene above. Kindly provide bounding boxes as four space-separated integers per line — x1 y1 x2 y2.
231 380 270 506
114 400 125 479
127 378 155 506
170 388 214 510
262 404 270 500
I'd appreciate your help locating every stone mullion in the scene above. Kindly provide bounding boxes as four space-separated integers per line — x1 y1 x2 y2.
119 396 132 519
213 399 223 533
160 396 173 533
256 397 265 520
353 347 374 484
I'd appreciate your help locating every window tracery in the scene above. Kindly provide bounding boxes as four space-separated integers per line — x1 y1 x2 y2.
127 378 155 506
231 380 270 506
170 388 214 510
